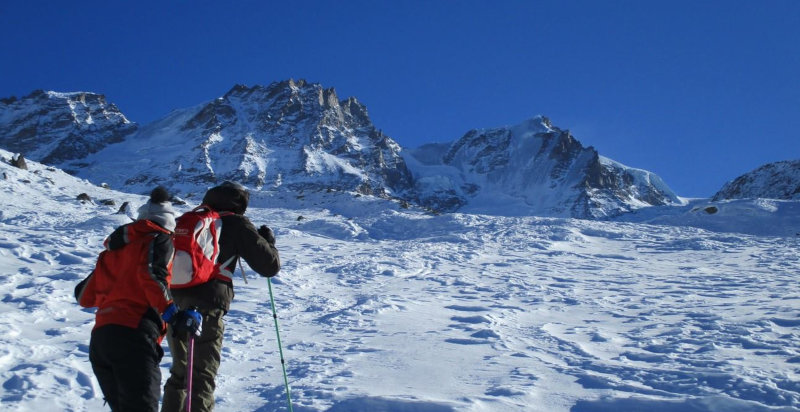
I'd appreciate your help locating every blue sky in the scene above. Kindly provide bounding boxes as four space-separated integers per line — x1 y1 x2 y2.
1 1 798 197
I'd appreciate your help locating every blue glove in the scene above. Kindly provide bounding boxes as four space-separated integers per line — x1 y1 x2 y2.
172 308 203 337
162 303 179 323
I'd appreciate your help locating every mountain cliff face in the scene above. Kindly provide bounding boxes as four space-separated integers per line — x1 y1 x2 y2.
71 80 414 197
0 90 136 166
712 160 800 201
0 82 683 218
406 116 681 218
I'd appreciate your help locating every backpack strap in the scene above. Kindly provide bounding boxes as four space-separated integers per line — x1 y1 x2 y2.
212 210 236 283
215 255 237 282
194 204 214 213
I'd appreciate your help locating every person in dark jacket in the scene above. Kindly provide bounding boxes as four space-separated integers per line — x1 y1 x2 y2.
75 187 202 412
162 181 281 412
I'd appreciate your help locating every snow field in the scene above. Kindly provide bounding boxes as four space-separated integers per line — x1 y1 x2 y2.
220 208 800 411
1 151 799 411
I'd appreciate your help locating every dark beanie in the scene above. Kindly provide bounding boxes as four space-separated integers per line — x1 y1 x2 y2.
202 181 249 214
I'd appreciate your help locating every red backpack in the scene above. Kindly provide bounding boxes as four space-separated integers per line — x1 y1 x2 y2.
171 205 234 289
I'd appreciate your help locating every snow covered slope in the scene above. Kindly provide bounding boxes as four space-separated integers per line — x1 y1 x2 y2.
0 90 136 166
614 197 800 237
407 116 682 218
712 160 800 201
2 148 799 412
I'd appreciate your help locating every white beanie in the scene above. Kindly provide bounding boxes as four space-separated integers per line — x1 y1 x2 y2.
137 186 177 232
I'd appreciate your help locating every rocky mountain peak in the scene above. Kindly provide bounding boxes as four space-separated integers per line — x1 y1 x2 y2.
410 116 680 218
712 160 800 201
319 87 339 109
223 83 250 97
60 80 414 198
0 90 135 166
0 83 684 219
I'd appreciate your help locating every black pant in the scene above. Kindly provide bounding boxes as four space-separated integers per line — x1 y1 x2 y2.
89 323 164 412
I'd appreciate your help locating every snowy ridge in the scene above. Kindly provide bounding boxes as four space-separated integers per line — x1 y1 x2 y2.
1 83 688 218
71 80 413 199
0 90 136 165
408 116 681 218
2 148 800 411
712 160 800 201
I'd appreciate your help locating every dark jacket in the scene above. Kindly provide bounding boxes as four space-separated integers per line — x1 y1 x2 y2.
170 183 280 313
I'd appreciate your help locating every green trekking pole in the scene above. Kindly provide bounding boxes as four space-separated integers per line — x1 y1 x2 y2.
267 277 294 412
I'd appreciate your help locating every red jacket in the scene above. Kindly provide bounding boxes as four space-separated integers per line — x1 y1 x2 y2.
77 220 175 339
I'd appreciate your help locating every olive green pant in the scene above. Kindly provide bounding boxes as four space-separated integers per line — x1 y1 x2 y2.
161 309 225 412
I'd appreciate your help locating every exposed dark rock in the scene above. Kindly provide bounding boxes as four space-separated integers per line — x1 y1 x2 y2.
11 154 28 170
421 192 465 213
117 201 131 214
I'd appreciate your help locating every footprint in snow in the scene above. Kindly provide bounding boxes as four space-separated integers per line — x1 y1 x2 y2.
444 338 490 345
0 240 21 250
2 293 44 309
470 329 501 339
485 386 526 397
29 251 52 263
445 305 490 312
75 371 96 399
56 252 85 265
450 315 490 324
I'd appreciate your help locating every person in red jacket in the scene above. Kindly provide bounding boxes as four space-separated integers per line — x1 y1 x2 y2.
75 187 202 412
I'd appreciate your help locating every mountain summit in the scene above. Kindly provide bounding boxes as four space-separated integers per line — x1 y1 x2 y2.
407 116 681 218
0 90 136 166
0 81 681 218
73 79 414 197
712 160 800 201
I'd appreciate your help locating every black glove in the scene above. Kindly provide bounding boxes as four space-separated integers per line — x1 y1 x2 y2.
74 274 91 303
171 307 203 338
258 225 276 245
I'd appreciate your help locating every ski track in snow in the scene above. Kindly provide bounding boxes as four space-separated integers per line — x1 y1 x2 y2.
1 175 799 411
